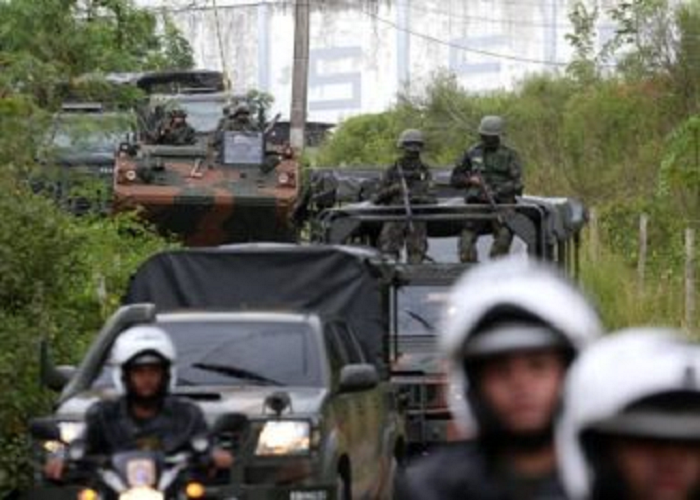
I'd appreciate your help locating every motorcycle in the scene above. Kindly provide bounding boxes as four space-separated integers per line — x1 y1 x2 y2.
30 413 248 500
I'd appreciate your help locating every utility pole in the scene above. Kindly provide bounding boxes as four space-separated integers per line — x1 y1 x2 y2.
290 0 310 154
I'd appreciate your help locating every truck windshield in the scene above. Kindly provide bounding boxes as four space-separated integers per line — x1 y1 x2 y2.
92 319 323 388
397 286 450 337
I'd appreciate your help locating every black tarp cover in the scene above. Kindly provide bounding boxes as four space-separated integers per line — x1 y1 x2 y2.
123 244 390 367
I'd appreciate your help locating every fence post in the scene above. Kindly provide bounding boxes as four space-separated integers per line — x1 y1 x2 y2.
686 228 696 329
588 208 599 261
638 213 648 292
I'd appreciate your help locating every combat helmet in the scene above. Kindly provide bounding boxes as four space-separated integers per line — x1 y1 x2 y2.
477 115 504 137
396 129 425 150
232 102 251 117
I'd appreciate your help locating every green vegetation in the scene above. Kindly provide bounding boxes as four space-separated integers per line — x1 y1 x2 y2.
0 0 189 493
317 0 700 331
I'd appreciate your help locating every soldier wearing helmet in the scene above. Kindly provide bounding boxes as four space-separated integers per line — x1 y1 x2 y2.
397 256 602 500
372 129 435 264
157 107 196 146
450 115 524 262
44 325 232 480
557 329 700 500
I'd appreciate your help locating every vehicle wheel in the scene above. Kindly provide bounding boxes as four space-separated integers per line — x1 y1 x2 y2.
336 472 350 500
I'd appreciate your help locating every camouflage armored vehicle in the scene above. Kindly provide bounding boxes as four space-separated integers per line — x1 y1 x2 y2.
307 167 587 452
112 71 300 245
31 245 405 499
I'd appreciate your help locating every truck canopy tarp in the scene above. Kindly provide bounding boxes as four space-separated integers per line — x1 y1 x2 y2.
123 244 391 368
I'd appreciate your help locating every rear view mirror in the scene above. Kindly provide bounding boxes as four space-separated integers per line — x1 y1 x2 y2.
339 364 379 393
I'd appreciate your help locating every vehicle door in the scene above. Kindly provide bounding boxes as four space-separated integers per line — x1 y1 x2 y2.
323 324 366 479
330 321 388 496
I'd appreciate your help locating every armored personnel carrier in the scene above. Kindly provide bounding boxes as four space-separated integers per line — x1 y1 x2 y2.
112 71 300 245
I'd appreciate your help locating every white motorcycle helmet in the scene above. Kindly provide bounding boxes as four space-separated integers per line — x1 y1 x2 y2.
440 256 603 436
111 325 177 394
557 328 700 500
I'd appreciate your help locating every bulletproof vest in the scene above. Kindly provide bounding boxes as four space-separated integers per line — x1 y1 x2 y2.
468 144 515 188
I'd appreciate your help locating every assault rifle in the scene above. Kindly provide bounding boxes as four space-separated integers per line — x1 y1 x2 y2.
395 161 415 233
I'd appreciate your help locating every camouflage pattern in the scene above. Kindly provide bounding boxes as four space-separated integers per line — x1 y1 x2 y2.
112 136 299 246
156 121 196 146
451 140 523 262
373 156 435 262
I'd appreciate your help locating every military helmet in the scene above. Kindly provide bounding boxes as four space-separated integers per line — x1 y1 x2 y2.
232 102 251 117
557 329 700 500
396 129 425 149
170 108 187 118
477 115 504 137
441 256 602 436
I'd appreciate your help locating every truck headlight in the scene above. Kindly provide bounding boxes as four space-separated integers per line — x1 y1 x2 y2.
42 421 86 453
58 421 86 443
255 421 311 456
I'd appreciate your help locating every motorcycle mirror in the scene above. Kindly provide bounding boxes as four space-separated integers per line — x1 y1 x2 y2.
29 417 61 442
190 435 210 454
212 413 249 435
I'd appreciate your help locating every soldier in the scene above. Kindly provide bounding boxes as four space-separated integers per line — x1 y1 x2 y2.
373 129 435 264
219 102 257 133
213 102 258 150
397 256 603 500
557 329 700 500
451 115 523 262
156 108 196 146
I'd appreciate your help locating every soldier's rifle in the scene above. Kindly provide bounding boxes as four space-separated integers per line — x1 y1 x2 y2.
471 169 504 225
471 169 524 237
395 161 416 234
263 112 282 137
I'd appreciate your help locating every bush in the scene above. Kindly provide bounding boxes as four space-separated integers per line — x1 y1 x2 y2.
0 179 173 495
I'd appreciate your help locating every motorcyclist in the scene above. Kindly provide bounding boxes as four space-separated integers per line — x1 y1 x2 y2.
373 129 435 264
397 256 603 499
44 325 233 480
557 328 700 500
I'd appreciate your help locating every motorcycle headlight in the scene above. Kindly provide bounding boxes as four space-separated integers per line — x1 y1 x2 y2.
255 421 311 456
119 487 163 500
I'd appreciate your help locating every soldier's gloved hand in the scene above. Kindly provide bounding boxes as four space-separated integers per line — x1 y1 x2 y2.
467 175 482 187
389 184 402 195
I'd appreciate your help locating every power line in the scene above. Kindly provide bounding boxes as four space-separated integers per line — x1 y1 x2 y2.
406 2 578 30
361 6 574 67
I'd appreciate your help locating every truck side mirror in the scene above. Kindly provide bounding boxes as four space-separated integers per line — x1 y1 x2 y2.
339 364 379 393
40 339 76 392
29 417 61 442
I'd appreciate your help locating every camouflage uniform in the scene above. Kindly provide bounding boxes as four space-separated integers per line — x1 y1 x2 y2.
213 103 258 149
157 110 196 146
374 130 435 264
451 116 523 263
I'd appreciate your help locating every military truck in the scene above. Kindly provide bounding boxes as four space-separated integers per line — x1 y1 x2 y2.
34 102 135 214
32 244 405 499
112 70 300 245
306 167 587 452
